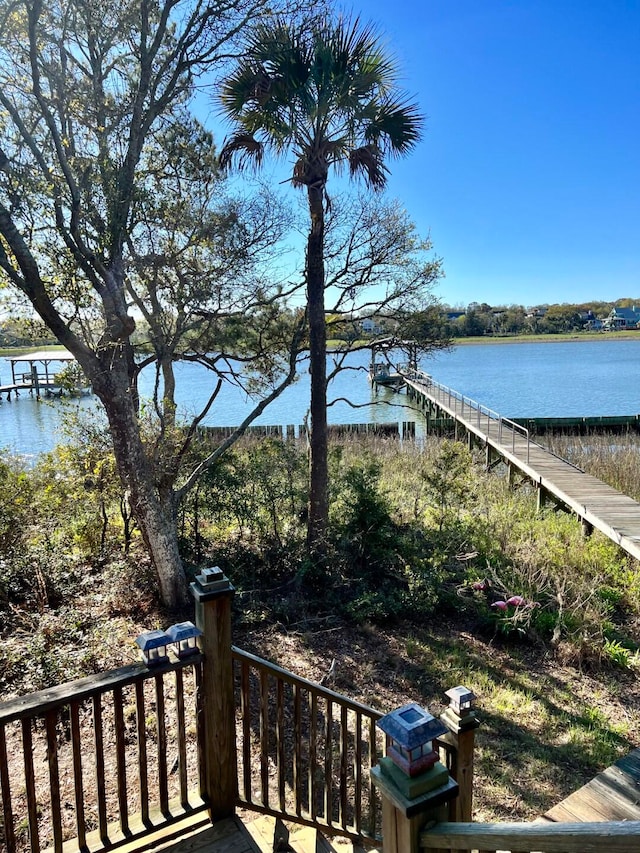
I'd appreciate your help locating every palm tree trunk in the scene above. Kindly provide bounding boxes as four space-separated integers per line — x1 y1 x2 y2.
306 183 329 553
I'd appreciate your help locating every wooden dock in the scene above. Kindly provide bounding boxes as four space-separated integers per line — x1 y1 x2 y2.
406 370 640 563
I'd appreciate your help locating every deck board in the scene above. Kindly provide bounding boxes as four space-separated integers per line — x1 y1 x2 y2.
543 749 640 824
407 376 640 562
108 815 261 853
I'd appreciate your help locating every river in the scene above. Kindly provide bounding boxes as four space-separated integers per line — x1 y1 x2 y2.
2 337 640 459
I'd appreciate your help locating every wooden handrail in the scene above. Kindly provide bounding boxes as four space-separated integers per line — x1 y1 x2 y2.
421 820 640 853
0 656 205 853
230 647 463 843
231 646 387 842
0 657 201 724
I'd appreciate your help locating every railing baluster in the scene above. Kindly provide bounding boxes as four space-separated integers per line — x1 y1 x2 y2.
174 669 188 807
194 661 206 802
112 686 129 836
240 659 251 802
368 715 377 839
22 718 40 853
309 690 318 823
339 704 348 829
276 677 285 812
69 701 86 850
325 699 333 827
259 669 269 807
293 683 302 816
45 710 63 852
134 680 149 825
354 711 362 835
0 722 16 853
93 695 108 844
154 674 169 816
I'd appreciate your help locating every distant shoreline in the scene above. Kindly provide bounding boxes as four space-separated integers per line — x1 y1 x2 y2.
3 331 640 360
451 331 640 346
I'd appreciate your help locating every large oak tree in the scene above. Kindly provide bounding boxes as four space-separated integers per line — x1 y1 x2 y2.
0 0 305 608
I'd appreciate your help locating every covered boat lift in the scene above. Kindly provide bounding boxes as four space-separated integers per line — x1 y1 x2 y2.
2 349 78 399
368 338 418 390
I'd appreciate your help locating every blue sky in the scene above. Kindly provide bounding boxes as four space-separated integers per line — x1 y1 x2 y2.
353 0 640 308
208 2 639 309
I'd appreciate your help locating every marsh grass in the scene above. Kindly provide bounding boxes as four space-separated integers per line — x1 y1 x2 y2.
545 431 640 500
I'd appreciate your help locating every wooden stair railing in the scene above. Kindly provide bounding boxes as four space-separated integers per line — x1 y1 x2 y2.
231 646 384 842
230 647 461 844
0 656 205 853
1 563 473 853
420 819 640 852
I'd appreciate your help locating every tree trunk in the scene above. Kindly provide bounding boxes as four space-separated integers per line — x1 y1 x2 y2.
306 184 329 551
90 350 189 610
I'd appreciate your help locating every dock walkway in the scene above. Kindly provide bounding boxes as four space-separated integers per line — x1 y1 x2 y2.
406 371 640 563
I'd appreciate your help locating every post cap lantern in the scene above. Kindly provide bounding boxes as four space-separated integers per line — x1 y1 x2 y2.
135 629 170 665
194 565 231 592
166 621 203 658
444 686 476 716
377 702 448 778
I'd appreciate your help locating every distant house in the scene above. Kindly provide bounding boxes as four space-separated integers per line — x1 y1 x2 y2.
359 317 382 335
585 317 605 330
525 306 548 320
604 306 640 330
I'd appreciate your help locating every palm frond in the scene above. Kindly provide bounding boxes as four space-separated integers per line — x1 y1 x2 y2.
218 133 264 173
349 145 388 189
364 97 424 154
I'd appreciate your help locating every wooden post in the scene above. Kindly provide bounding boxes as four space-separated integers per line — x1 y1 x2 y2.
31 365 40 398
581 517 594 537
191 567 237 822
537 482 547 512
372 766 458 853
439 688 480 825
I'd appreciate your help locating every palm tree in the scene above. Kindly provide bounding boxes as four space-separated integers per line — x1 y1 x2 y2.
219 15 423 553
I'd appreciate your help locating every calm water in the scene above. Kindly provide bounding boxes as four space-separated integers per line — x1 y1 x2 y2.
2 338 640 458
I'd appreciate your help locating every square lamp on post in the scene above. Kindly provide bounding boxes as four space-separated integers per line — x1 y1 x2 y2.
445 686 476 717
372 702 458 827
135 629 170 666
378 702 449 778
193 565 231 594
166 621 203 658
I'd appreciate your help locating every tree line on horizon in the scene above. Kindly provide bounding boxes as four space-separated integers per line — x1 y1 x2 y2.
438 297 640 338
2 295 639 350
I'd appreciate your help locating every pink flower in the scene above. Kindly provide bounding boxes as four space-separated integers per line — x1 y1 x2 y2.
491 600 508 611
506 595 526 607
472 580 488 591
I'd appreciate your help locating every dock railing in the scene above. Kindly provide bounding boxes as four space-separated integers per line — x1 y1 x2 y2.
406 369 535 463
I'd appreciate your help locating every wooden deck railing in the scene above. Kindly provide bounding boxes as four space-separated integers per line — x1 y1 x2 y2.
0 656 206 853
231 646 384 841
1 566 475 853
420 819 640 852
230 647 459 843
